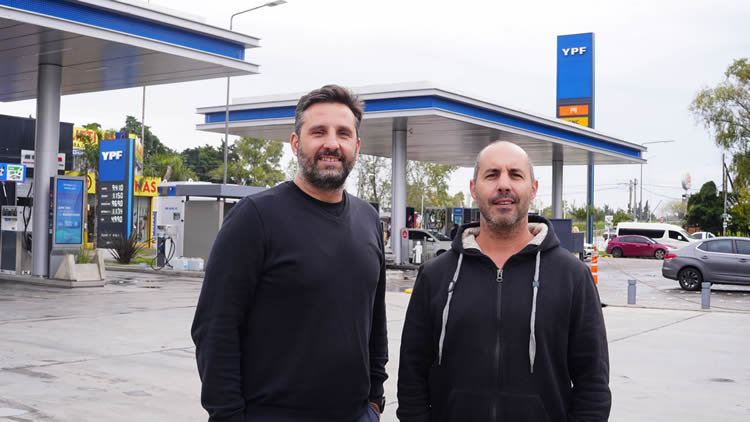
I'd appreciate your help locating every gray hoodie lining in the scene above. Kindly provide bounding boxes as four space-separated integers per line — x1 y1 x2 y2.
440 223 548 372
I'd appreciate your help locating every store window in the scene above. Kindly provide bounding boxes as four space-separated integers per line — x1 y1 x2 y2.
133 196 150 244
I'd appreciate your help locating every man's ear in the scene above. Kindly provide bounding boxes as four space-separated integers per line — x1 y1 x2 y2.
469 179 477 201
290 132 299 155
531 178 538 202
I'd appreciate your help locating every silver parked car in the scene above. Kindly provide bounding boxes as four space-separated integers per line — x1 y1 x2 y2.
662 237 750 291
407 229 452 263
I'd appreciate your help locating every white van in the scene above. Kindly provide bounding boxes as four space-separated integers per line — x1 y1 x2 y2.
615 222 696 249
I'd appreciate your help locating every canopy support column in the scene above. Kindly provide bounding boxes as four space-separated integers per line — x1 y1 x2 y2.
551 145 564 219
32 63 62 277
391 117 408 265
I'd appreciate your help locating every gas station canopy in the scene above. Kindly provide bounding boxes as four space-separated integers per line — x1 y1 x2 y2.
0 0 263 278
0 0 260 102
195 82 646 166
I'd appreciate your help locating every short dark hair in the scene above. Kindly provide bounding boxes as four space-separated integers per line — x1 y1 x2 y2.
294 84 364 137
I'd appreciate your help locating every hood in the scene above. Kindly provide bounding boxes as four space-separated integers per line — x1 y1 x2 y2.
450 214 561 255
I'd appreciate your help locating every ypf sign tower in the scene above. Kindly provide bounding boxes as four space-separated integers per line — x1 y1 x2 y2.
557 32 596 243
556 32 594 127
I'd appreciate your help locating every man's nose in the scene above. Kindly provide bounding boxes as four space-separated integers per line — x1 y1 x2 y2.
321 130 340 150
496 172 512 191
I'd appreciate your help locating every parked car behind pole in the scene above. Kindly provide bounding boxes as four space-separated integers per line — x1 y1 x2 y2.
406 229 452 263
662 237 750 291
690 231 716 240
606 235 672 259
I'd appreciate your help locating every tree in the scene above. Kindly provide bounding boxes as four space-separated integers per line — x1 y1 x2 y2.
406 161 458 209
612 209 633 226
729 186 750 235
121 115 173 161
663 200 687 222
181 144 226 182
685 181 723 234
690 58 750 187
208 138 284 187
355 154 391 204
144 152 197 181
75 126 100 247
285 157 298 181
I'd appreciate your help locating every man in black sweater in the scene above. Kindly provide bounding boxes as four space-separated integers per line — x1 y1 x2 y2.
397 141 610 421
192 85 388 422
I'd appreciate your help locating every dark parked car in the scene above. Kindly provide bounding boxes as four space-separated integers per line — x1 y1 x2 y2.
662 237 750 291
606 235 671 259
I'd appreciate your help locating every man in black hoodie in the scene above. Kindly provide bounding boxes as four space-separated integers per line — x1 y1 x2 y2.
397 141 610 422
192 85 387 422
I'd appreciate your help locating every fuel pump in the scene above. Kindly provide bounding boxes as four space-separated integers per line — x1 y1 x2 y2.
0 164 31 274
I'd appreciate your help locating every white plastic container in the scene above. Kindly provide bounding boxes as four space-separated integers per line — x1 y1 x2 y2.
171 258 188 271
188 258 204 272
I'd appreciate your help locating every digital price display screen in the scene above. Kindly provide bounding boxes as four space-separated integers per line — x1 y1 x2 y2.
55 179 84 244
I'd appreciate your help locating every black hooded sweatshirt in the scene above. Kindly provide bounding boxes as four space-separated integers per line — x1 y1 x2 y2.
191 182 388 422
397 216 610 422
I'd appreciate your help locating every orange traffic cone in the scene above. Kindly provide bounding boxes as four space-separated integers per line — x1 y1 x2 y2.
591 246 598 285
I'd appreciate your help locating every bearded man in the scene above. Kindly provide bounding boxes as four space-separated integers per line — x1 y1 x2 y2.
397 141 611 422
192 85 387 422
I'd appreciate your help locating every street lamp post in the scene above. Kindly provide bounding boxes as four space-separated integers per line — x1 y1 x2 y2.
639 140 676 221
223 0 287 184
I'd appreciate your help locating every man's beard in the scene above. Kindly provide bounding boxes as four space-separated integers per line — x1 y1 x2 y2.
476 191 529 234
296 143 355 190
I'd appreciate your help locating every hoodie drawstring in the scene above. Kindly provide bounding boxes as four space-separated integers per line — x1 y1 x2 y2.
438 250 541 373
529 250 541 373
438 252 463 365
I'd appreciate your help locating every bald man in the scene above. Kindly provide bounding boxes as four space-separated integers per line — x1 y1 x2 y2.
397 141 611 422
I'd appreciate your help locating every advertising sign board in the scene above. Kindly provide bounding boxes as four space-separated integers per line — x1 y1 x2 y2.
556 32 595 129
97 139 134 248
54 178 84 245
0 163 26 182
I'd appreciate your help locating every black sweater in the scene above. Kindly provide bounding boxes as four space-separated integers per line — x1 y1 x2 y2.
192 182 388 422
397 217 610 422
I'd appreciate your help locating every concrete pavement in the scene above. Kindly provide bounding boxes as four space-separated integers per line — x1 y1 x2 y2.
1 261 749 421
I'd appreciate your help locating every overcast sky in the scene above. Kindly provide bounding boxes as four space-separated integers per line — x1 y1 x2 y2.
1 0 748 214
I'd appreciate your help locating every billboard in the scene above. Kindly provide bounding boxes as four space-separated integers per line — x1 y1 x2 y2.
72 127 99 153
54 178 84 245
556 32 594 128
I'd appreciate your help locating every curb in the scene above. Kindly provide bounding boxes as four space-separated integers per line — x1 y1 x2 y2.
105 265 205 279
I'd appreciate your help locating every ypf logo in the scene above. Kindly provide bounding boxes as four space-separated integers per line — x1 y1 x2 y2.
561 46 587 56
102 151 123 161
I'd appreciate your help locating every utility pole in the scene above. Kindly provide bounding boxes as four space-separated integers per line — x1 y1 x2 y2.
723 152 728 236
633 179 641 221
628 179 633 216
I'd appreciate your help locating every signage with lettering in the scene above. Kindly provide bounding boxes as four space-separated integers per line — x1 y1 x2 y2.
0 163 26 182
73 127 99 151
134 176 160 197
556 32 594 129
54 178 84 245
97 139 134 248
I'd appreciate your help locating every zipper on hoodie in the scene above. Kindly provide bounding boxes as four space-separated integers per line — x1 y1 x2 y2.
491 268 503 420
